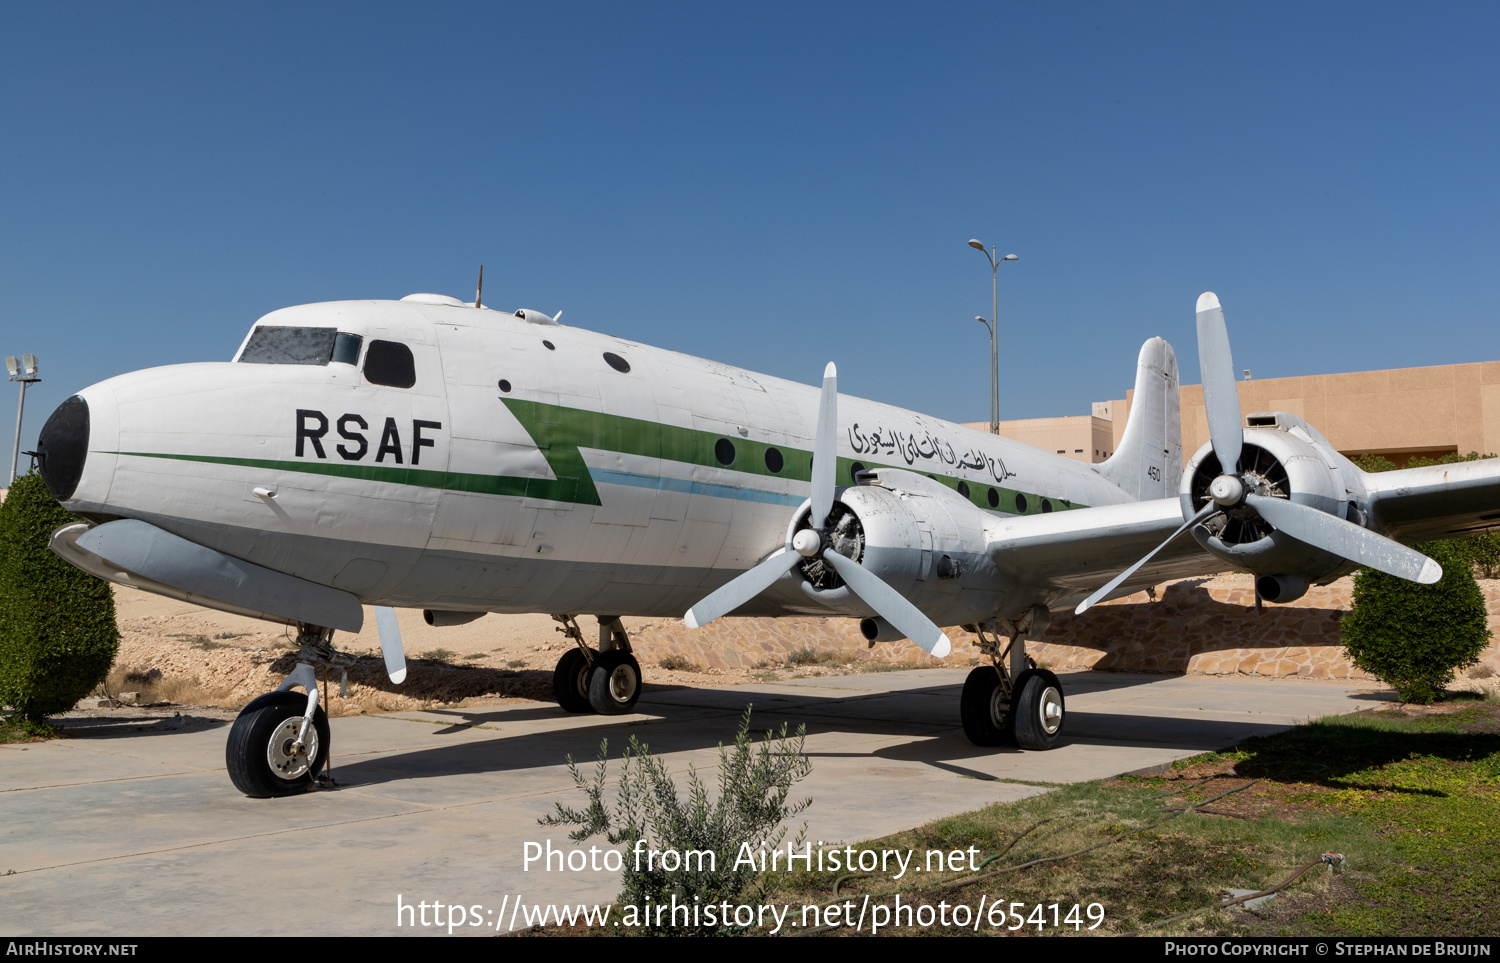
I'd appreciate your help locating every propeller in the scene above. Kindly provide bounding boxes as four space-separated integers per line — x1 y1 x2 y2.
374 605 407 684
684 363 952 657
1075 292 1440 615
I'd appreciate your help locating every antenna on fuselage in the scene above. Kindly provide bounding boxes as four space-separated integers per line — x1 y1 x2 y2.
474 265 484 309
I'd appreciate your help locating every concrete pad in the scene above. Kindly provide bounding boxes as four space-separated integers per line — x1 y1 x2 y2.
2 668 1373 936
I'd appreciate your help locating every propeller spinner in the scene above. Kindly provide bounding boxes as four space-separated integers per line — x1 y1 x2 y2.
684 363 952 657
1075 293 1440 615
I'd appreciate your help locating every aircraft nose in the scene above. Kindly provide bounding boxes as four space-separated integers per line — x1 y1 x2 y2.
36 394 90 501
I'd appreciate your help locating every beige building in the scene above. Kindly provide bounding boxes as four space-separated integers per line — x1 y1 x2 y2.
973 359 1500 468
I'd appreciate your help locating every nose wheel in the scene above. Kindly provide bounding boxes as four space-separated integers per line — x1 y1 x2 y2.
227 623 347 798
226 690 330 797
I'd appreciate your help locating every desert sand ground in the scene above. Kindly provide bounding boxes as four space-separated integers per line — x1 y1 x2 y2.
106 585 951 716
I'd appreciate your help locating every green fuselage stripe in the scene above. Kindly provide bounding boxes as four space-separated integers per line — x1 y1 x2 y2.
108 399 1085 514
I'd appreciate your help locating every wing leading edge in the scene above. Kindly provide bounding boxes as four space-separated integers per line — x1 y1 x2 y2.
1366 458 1500 544
987 497 1224 604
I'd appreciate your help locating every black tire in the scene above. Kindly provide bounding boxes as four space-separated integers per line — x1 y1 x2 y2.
587 650 642 715
553 648 597 713
225 690 330 798
1011 669 1065 751
960 666 1014 746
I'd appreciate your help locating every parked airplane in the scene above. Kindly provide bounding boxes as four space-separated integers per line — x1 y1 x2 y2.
33 290 1500 797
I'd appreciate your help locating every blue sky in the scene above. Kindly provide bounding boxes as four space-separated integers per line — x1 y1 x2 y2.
4 3 1498 452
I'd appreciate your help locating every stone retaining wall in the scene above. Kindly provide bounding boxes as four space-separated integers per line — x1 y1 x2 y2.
624 573 1500 681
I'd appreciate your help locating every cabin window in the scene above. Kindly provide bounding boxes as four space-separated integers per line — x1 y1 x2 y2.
850 462 866 483
1041 499 1054 513
1015 493 1029 513
715 438 736 466
764 447 784 473
987 487 999 508
957 481 971 499
363 340 416 389
239 326 338 365
603 352 631 373
497 379 512 393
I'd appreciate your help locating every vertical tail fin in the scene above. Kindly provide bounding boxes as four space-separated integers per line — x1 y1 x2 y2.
1094 337 1181 500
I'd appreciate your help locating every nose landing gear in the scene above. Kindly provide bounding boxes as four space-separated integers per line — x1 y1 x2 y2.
227 623 349 797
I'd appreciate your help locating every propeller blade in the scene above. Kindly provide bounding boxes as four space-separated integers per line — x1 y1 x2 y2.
810 362 838 530
374 605 407 684
684 549 802 628
1244 493 1442 584
1196 292 1244 473
820 549 951 657
1075 501 1221 615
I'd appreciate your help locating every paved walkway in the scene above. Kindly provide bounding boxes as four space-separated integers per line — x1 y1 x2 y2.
1 670 1382 936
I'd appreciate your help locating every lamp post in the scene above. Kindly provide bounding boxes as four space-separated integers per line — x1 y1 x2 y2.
967 241 1018 435
7 354 39 487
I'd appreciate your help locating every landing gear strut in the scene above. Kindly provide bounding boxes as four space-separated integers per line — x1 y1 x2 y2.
550 615 642 716
227 622 349 797
960 605 1065 751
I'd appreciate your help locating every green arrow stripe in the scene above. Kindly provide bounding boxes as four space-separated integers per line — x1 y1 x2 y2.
108 399 1085 514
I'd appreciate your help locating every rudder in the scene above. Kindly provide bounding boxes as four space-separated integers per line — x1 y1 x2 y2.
1094 337 1181 500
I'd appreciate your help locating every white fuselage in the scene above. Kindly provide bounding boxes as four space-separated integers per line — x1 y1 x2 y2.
59 298 1146 620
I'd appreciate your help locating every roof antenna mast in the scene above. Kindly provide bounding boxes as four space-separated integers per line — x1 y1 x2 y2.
474 265 484 309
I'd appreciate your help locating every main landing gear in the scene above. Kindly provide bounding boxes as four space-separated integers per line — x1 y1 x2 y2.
550 614 642 716
227 622 350 797
960 605 1065 751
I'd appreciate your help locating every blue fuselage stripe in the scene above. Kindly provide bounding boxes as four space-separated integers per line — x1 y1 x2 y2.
587 467 807 507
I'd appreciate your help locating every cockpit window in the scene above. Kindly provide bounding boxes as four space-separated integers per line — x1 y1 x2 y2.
332 332 363 366
363 340 416 388
239 326 339 365
238 327 339 363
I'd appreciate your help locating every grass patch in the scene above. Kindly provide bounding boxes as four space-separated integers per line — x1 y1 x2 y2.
747 704 1500 937
103 665 236 708
417 648 459 664
170 632 230 650
0 715 59 742
789 648 850 667
507 659 529 669
657 654 700 672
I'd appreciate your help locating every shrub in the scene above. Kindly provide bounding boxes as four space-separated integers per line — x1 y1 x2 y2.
541 708 811 934
1340 540 1490 704
0 472 119 722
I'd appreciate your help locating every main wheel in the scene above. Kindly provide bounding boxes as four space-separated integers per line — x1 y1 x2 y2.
960 666 1014 746
226 690 330 798
587 650 642 715
1011 669 1065 751
553 648 597 713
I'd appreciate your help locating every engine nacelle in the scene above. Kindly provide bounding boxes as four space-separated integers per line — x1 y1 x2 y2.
1180 411 1370 586
788 468 1006 628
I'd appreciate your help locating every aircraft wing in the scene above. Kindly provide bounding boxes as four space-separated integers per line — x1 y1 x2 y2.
1366 458 1500 544
986 497 1224 601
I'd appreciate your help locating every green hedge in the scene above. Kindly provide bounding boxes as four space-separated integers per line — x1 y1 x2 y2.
1341 539 1490 704
0 472 119 721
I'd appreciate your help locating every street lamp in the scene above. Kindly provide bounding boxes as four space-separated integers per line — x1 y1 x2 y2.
7 353 40 487
967 240 1018 434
